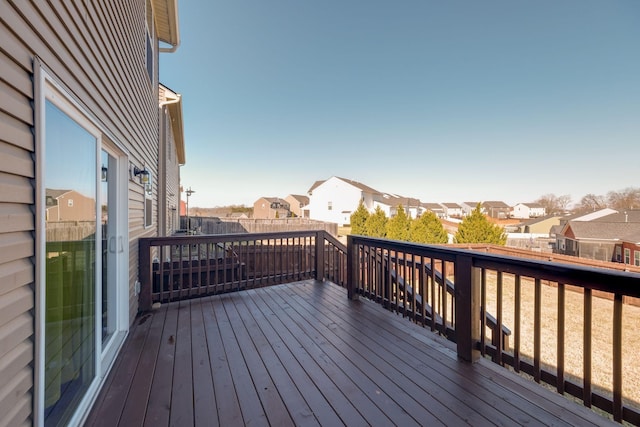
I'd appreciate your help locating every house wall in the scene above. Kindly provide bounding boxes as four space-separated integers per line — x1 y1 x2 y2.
308 177 363 225
512 204 530 219
159 106 181 235
253 198 271 219
0 1 161 424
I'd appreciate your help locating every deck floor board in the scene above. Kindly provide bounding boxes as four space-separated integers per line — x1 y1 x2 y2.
85 280 617 427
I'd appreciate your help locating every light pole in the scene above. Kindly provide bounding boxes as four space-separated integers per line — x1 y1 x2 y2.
185 187 195 233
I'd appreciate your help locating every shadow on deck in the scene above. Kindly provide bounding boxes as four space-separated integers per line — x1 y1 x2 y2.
85 280 615 427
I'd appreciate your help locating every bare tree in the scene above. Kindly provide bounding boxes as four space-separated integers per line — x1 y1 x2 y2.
575 193 607 213
535 193 572 215
607 187 640 210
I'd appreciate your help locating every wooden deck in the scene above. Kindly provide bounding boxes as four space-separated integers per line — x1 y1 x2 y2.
85 280 616 427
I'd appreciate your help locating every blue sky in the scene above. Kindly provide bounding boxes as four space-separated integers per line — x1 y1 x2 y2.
160 0 640 208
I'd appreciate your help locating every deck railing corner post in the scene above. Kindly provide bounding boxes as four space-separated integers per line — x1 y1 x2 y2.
455 252 481 363
315 230 325 281
346 235 359 300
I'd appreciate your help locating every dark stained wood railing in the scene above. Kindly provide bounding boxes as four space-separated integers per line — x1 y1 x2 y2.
347 235 640 425
139 231 640 425
139 231 347 311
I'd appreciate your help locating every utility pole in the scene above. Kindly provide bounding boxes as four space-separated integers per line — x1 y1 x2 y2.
185 187 195 233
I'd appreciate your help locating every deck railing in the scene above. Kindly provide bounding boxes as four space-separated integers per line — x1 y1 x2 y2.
138 230 347 311
347 235 640 425
139 231 640 424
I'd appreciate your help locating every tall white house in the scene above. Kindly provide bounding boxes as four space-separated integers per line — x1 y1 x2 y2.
306 176 380 225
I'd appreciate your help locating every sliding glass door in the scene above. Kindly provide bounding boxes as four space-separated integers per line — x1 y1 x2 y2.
41 86 127 427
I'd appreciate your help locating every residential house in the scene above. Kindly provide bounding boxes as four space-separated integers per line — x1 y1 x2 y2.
556 221 640 261
515 215 562 235
158 84 185 236
45 189 96 223
285 194 310 218
0 1 181 425
253 197 291 219
307 176 382 225
442 202 464 218
460 202 480 217
554 208 619 251
388 196 423 219
421 202 446 218
614 235 640 266
512 202 546 219
482 201 511 219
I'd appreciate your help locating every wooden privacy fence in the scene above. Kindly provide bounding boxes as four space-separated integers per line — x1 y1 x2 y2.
347 235 640 425
138 230 346 312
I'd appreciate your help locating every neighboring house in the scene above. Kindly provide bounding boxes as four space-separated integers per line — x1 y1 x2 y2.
421 202 446 218
460 202 480 217
614 236 640 266
253 197 291 219
45 189 96 222
389 196 423 219
0 1 181 426
158 84 185 236
482 201 511 219
285 194 310 218
556 221 639 261
515 215 562 235
512 202 546 219
443 202 464 218
307 176 382 225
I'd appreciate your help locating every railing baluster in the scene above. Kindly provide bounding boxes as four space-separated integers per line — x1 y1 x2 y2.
557 282 565 394
534 278 541 383
430 258 436 332
514 275 521 373
496 271 503 365
613 293 623 422
583 288 592 408
480 268 486 357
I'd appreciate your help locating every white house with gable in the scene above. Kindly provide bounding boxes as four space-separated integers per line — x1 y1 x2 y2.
306 176 381 225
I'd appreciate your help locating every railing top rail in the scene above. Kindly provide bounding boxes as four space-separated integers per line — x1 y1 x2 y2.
348 235 640 298
140 230 326 246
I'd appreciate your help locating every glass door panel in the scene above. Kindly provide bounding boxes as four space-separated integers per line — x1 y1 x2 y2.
101 149 118 345
44 101 97 427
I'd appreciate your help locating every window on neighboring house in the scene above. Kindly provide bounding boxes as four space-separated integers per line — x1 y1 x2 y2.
615 246 622 262
67 199 73 207
624 248 631 264
635 251 640 266
328 201 332 211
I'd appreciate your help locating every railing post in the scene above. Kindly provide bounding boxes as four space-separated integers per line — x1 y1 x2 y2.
346 235 359 300
138 238 152 312
315 231 325 281
455 253 480 362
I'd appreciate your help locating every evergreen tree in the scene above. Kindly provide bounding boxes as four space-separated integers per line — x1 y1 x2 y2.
365 206 388 238
386 205 411 241
350 200 370 235
409 211 449 244
454 204 507 245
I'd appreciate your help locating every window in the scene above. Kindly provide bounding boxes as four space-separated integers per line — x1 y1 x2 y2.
635 251 640 267
328 201 332 211
624 248 631 264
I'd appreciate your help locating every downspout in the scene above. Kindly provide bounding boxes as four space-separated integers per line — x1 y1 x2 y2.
159 44 179 53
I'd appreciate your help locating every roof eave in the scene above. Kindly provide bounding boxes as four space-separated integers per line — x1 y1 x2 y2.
152 0 180 51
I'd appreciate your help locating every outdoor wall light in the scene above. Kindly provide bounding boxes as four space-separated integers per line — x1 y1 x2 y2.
133 166 150 185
